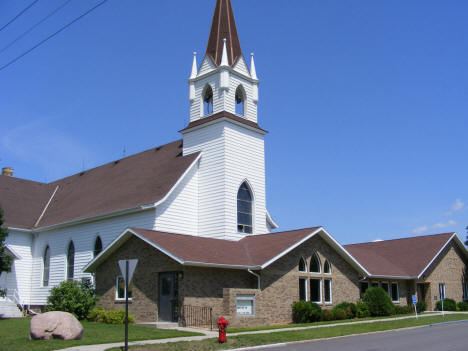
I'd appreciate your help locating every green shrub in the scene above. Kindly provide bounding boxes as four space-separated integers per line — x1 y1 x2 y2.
416 301 427 313
333 309 346 320
292 301 322 323
356 300 370 318
457 301 468 311
321 309 335 321
87 307 106 322
103 310 135 324
436 299 457 311
362 287 395 316
394 305 414 315
333 302 357 319
46 279 98 320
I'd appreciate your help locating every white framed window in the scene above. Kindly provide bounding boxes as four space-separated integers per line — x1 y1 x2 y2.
324 279 332 304
236 295 255 316
299 277 308 301
43 245 50 287
116 276 133 301
310 253 321 273
310 278 321 303
237 182 253 234
298 257 307 272
381 282 390 295
439 283 445 300
463 284 468 301
323 260 331 274
391 282 399 302
66 241 75 281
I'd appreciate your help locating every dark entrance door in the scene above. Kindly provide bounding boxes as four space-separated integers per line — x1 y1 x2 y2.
417 283 427 304
159 272 178 322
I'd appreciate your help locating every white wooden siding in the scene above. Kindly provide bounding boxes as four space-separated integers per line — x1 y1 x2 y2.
197 56 216 76
155 161 199 235
3 230 33 304
233 56 250 77
29 210 156 305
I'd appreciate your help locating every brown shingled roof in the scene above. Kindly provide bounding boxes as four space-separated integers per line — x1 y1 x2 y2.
0 140 199 229
206 0 243 67
179 111 266 134
344 233 456 277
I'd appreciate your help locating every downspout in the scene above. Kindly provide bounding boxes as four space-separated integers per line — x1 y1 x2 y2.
247 269 261 290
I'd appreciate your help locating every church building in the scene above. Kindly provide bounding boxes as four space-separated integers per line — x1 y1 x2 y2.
1 0 467 326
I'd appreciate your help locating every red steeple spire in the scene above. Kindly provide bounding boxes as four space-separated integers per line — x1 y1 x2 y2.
205 0 242 67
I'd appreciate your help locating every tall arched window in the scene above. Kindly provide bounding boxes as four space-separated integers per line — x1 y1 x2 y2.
43 246 50 286
299 257 307 272
67 241 75 281
235 85 245 116
237 182 253 234
310 252 321 273
203 85 213 116
94 236 103 258
324 260 331 274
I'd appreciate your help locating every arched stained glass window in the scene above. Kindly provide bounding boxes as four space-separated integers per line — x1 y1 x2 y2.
43 246 50 286
67 241 75 281
324 260 331 274
310 252 321 273
299 257 307 272
94 236 103 258
237 182 253 234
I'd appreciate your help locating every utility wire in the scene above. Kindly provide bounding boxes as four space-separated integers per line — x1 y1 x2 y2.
0 0 74 56
0 0 109 73
0 0 41 33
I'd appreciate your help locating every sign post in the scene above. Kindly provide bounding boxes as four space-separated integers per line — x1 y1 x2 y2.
412 295 418 319
118 259 138 351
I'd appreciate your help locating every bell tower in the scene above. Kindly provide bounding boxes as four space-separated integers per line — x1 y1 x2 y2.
181 0 277 240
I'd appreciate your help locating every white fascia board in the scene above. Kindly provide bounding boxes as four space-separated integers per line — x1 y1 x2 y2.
180 117 267 135
184 261 261 270
5 245 22 260
260 228 323 270
417 233 467 279
368 275 417 280
83 228 185 273
266 210 279 229
6 227 33 233
319 228 371 277
150 153 201 209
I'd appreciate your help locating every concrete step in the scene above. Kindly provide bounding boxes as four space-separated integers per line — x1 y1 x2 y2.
0 300 23 318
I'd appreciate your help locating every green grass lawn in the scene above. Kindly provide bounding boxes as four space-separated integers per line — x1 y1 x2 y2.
0 318 203 351
116 314 468 351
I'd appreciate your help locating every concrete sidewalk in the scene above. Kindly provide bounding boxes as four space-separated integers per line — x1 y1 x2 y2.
58 312 467 351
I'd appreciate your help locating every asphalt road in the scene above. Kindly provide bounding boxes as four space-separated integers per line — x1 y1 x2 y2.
262 320 468 351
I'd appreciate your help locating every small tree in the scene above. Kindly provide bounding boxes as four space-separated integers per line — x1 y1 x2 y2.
47 279 98 320
0 206 12 297
362 287 395 316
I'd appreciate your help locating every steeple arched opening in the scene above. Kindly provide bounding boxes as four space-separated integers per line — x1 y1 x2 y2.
237 181 253 234
202 84 213 116
235 85 245 116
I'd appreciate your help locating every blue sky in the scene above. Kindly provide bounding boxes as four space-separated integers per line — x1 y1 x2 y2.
0 0 467 244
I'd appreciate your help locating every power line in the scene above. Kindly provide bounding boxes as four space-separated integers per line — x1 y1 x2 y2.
0 0 41 33
0 0 109 73
0 0 74 56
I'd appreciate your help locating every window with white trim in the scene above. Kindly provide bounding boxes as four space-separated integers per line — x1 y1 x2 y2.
116 276 133 300
236 295 255 316
381 282 389 295
324 279 332 303
298 257 307 272
310 253 321 273
237 182 253 234
299 278 307 301
43 246 50 287
310 278 321 303
66 241 75 281
323 260 331 274
391 282 399 302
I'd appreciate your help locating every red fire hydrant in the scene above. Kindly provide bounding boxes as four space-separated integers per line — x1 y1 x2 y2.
217 316 229 343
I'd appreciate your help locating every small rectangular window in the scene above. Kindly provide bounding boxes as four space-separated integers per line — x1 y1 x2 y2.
439 283 445 300
236 295 255 316
360 282 369 296
381 282 389 295
391 282 399 302
324 279 332 303
299 278 307 301
310 278 321 303
371 282 379 288
116 276 133 300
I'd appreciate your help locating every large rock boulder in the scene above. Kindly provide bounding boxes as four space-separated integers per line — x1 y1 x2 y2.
30 311 84 340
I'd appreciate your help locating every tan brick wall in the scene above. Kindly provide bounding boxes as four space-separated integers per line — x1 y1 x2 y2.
95 236 182 322
421 242 468 310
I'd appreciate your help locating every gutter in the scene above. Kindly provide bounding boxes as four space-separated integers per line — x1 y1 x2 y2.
248 269 261 290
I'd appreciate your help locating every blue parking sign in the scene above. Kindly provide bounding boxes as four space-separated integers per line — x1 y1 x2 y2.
412 295 417 305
